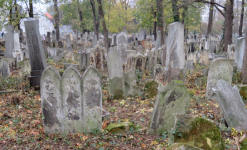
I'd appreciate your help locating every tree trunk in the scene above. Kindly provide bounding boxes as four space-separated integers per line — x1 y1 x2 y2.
241 32 247 83
239 0 244 37
29 0 33 18
156 0 164 45
207 0 214 37
54 0 60 41
153 7 157 41
223 0 234 52
172 0 179 22
97 0 108 50
90 0 100 39
9 8 12 24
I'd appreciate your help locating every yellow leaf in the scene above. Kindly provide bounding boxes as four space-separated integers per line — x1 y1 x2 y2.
206 138 211 147
151 140 158 145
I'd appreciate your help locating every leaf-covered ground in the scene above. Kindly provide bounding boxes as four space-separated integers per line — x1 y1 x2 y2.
0 60 246 149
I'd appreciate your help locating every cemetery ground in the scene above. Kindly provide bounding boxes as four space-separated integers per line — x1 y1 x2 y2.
0 59 247 149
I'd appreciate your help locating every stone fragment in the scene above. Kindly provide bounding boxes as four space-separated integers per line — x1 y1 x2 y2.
106 122 135 133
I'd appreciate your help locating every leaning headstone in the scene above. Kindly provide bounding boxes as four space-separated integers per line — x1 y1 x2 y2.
155 30 161 50
166 22 185 69
24 18 47 88
4 25 14 58
81 66 102 132
213 79 247 131
117 32 128 63
107 47 125 98
148 80 191 135
206 59 233 99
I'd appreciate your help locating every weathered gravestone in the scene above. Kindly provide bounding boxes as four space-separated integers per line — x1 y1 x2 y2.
73 40 78 50
41 65 102 134
123 71 139 97
166 22 185 69
168 114 225 149
66 35 72 52
92 35 97 48
206 59 233 99
107 47 125 98
235 37 245 70
4 25 14 58
58 41 63 48
79 51 90 71
24 18 47 88
13 30 23 62
227 44 235 60
148 80 191 135
212 79 247 131
117 32 128 63
154 64 164 81
155 30 161 50
0 59 11 78
47 32 51 47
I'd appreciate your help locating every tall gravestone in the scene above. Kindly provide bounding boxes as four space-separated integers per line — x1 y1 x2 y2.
213 80 247 131
66 35 72 51
206 59 233 99
148 80 191 135
81 66 102 132
79 51 90 71
47 32 51 47
235 37 245 70
52 31 56 41
13 30 23 62
0 59 11 78
166 22 185 69
107 47 125 98
4 25 14 58
92 35 97 48
155 30 161 50
24 18 47 88
117 32 128 63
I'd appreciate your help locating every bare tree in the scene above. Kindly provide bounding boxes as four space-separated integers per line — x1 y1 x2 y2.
53 0 60 41
90 0 100 39
156 0 164 45
207 0 214 36
97 0 108 50
239 0 245 37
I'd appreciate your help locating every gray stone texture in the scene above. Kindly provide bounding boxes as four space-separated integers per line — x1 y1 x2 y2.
213 79 247 131
235 37 245 70
41 65 102 134
206 58 233 99
148 80 191 135
117 32 128 63
4 25 14 58
166 22 185 69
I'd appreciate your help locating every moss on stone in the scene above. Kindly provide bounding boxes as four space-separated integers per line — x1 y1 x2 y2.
174 80 184 84
113 89 124 99
144 80 158 98
239 86 247 102
240 138 247 150
106 122 135 133
174 117 225 150
167 143 203 150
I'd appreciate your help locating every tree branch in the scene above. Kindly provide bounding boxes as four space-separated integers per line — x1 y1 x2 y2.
213 4 225 17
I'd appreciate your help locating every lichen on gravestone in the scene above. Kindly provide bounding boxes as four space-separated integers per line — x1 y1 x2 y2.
169 114 225 150
148 80 191 135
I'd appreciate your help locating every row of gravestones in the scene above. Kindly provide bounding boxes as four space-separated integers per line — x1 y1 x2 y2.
41 65 102 134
